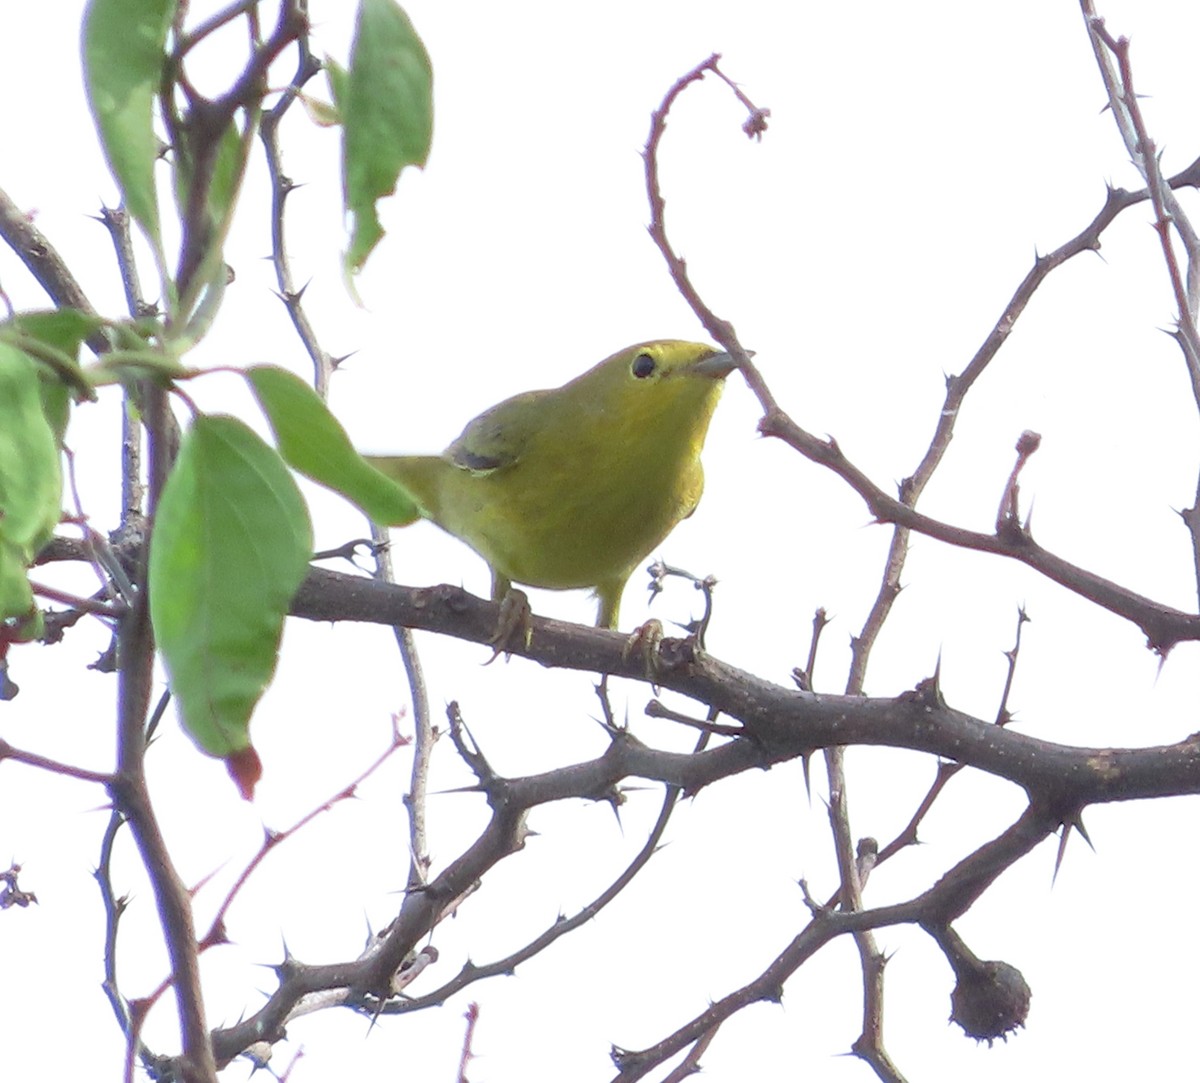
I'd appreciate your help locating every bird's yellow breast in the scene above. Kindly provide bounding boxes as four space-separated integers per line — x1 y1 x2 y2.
437 407 706 591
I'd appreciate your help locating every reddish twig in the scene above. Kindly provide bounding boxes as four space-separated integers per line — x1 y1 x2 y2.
458 1002 479 1083
198 729 411 950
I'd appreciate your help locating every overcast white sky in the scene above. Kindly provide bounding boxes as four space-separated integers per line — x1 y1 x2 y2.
3 2 1200 1081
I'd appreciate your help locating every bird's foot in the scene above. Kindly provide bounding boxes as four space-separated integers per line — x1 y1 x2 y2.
622 618 665 681
486 587 533 663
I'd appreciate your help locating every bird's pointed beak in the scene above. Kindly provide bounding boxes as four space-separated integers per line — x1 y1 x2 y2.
689 350 736 379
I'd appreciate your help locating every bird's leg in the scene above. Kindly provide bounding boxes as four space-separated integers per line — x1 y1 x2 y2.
485 571 533 662
599 581 664 680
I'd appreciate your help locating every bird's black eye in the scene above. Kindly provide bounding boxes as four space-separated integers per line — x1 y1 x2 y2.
631 353 656 379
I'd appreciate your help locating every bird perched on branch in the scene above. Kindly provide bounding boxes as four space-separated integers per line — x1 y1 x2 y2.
367 339 734 632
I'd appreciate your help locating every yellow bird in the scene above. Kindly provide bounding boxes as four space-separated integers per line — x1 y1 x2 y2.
367 340 734 630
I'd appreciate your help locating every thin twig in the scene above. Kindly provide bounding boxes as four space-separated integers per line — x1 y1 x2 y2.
457 1002 479 1083
258 3 331 394
1081 3 1200 612
370 523 435 893
198 731 409 953
0 738 112 785
365 736 696 1017
642 55 769 402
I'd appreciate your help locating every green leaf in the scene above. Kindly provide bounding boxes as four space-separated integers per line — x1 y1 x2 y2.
0 345 62 554
37 381 72 450
295 56 345 130
11 308 104 360
300 92 342 129
326 55 349 111
246 365 420 525
0 540 39 629
8 308 106 432
148 415 312 795
0 344 63 622
342 0 433 277
82 0 174 244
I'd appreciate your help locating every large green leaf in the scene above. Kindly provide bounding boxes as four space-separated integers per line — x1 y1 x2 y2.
246 365 420 525
0 345 62 622
148 415 313 798
343 0 433 277
82 0 174 244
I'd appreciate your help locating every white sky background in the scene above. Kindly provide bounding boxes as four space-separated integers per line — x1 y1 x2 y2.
2 1 1200 1080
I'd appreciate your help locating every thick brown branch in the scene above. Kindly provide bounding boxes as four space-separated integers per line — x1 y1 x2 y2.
0 186 108 354
290 568 1200 805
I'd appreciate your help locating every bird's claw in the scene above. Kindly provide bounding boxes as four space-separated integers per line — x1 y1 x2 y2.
486 587 533 663
622 618 665 681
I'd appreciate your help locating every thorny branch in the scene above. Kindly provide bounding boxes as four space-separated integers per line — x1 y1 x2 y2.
258 7 331 395
250 0 438 908
1081 2 1200 615
366 728 695 1019
609 804 1053 1081
16 540 1191 1073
